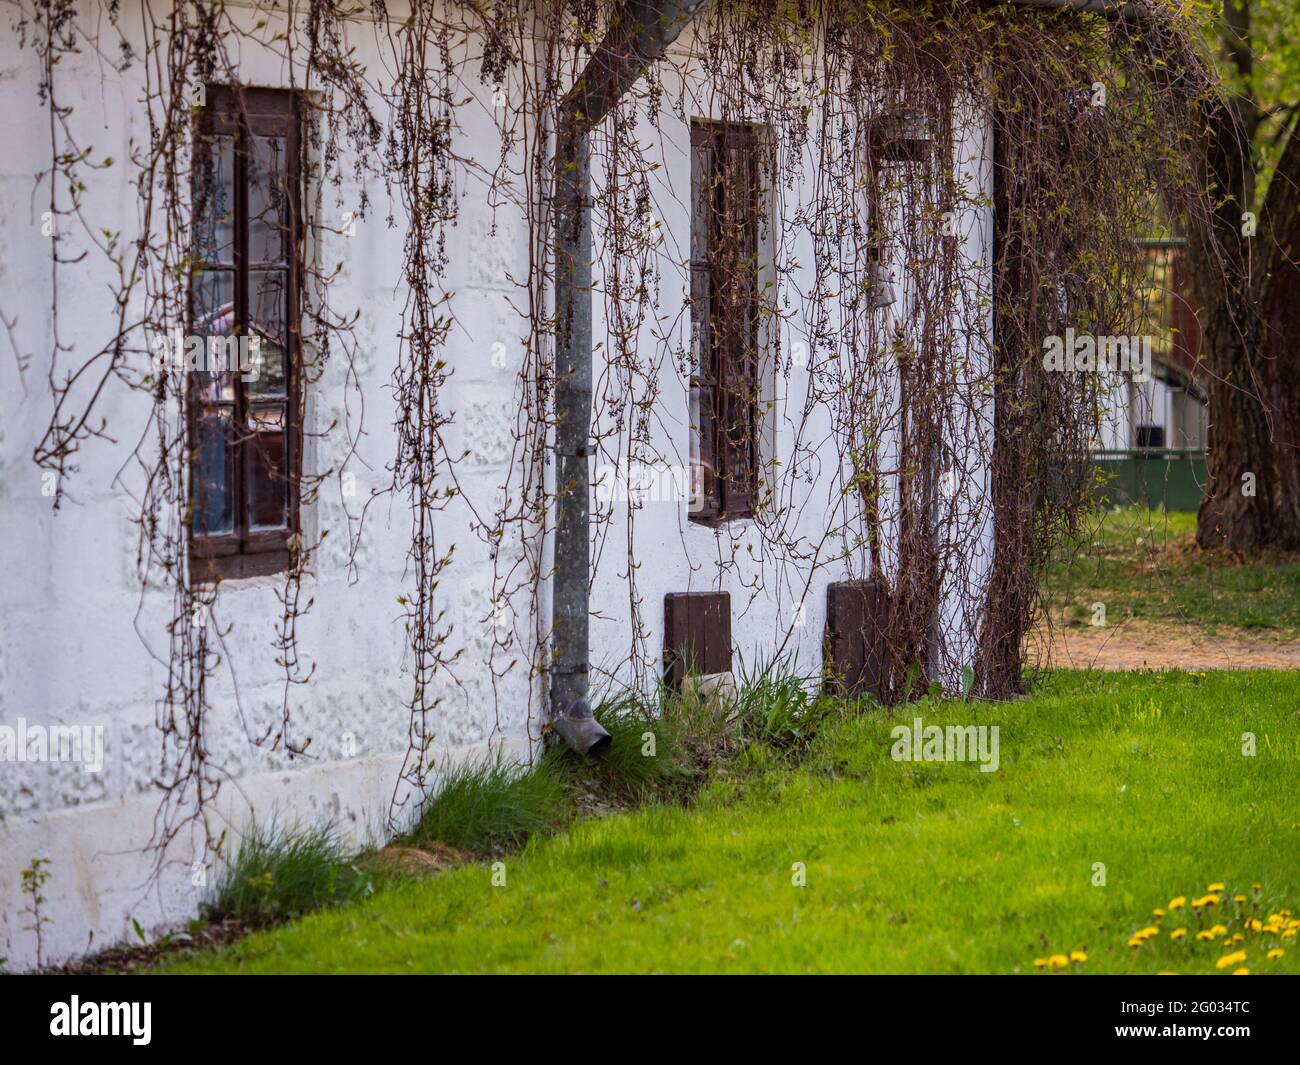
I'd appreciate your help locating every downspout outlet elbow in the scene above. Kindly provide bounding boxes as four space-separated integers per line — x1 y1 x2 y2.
553 699 612 759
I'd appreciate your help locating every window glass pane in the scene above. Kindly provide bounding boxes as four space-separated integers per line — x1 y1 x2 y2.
249 135 290 266
690 264 713 381
247 404 288 530
248 270 288 396
690 142 713 265
192 407 234 536
191 270 237 402
194 135 236 266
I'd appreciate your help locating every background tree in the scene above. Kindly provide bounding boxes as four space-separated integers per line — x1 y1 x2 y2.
1187 0 1300 551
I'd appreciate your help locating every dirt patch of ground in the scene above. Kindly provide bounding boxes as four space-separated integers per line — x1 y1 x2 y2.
360 842 462 877
49 915 255 975
1030 617 1300 671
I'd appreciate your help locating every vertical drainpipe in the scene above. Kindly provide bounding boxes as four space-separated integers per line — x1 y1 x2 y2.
547 0 707 756
550 109 610 756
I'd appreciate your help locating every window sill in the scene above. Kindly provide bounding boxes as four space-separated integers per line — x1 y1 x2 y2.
190 547 290 583
688 510 756 529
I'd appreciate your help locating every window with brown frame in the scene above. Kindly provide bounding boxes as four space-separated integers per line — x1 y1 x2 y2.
189 86 302 580
689 120 763 524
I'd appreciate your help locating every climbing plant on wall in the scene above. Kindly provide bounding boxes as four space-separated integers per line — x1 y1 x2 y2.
6 0 1226 865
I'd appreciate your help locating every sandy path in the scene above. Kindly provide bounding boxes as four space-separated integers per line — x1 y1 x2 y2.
1030 618 1300 671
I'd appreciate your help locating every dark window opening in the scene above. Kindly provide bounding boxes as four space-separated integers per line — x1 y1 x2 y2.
689 120 763 524
189 86 302 580
1135 424 1166 450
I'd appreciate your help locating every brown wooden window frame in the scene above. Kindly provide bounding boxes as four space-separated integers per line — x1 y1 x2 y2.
689 120 764 525
188 86 303 581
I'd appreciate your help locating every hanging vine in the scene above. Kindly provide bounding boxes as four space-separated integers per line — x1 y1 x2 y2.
6 0 1227 870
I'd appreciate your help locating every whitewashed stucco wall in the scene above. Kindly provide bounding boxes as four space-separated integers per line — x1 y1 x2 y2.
0 4 994 970
0 6 541 970
583 54 996 695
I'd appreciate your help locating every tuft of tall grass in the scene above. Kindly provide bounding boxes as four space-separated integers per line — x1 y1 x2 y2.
405 755 570 855
734 655 836 751
408 657 849 860
205 821 372 925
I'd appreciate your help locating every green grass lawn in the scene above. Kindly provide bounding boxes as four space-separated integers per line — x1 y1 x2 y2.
1047 506 1300 633
163 669 1300 974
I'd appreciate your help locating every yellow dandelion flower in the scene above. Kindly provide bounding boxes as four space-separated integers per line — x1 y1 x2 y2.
1192 897 1208 910
1216 950 1248 970
1070 950 1088 963
1170 928 1187 940
1234 894 1246 904
1128 937 1145 947
1252 883 1262 892
1208 883 1225 892
1283 929 1297 939
1169 896 1186 910
1153 908 1166 918
1229 933 1244 944
1157 971 1179 975
1246 918 1263 932
1209 924 1228 937
1048 954 1069 969
1267 949 1284 960
1034 957 1048 969
1232 968 1249 975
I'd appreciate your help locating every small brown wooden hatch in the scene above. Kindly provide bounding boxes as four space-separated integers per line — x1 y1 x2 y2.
663 591 732 690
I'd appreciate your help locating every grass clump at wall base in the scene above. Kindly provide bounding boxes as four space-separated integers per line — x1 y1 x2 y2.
404 756 571 856
402 692 713 859
546 690 717 808
733 656 837 752
549 662 835 810
205 822 373 925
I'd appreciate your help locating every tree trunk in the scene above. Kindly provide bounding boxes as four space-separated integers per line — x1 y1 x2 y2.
1258 116 1300 546
1185 86 1285 551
